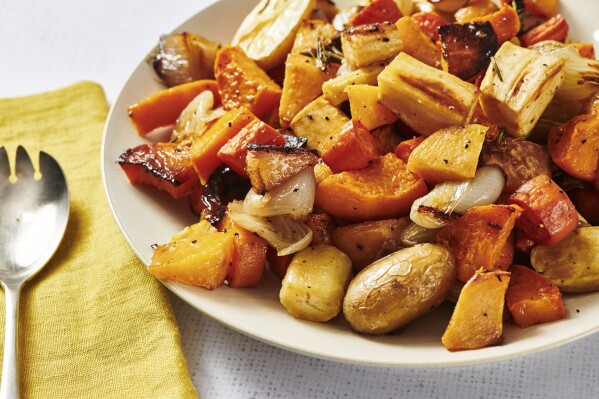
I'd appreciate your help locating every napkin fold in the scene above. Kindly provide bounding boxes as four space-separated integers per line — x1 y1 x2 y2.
0 82 198 398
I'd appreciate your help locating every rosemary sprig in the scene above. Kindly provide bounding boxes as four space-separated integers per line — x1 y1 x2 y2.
490 56 503 82
301 37 344 72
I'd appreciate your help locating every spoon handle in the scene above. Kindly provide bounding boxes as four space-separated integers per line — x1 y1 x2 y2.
0 283 21 399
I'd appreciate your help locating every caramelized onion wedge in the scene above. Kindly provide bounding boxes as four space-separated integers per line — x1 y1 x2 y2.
244 167 316 218
410 166 506 228
228 201 313 256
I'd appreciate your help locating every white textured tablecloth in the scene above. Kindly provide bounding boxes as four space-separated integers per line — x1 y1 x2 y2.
2 0 598 397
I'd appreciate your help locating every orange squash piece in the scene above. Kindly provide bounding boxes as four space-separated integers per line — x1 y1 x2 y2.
469 4 520 44
118 142 199 199
190 108 256 184
394 136 425 164
351 0 403 26
435 204 522 283
519 261 567 305
570 43 596 59
214 46 282 119
218 216 268 288
507 175 578 245
319 119 379 173
127 80 220 136
266 246 293 280
548 111 599 182
217 119 286 177
411 11 445 42
506 265 565 328
442 270 510 351
315 153 427 222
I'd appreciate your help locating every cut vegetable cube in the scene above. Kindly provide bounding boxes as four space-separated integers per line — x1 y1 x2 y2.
442 270 510 351
341 22 403 70
479 41 564 138
395 16 441 68
319 119 379 173
351 0 403 26
378 53 477 136
406 124 487 185
322 65 384 105
345 84 398 131
289 96 350 149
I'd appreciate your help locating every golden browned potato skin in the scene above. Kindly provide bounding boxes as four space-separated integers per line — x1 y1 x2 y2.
343 243 456 335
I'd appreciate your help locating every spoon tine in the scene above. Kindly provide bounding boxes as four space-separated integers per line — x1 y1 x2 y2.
39 151 67 188
0 147 9 180
15 146 35 180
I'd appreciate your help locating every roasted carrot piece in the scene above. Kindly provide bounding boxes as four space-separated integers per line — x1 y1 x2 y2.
319 119 379 173
190 108 256 184
469 4 520 44
215 46 282 119
393 136 425 163
570 43 596 59
217 119 286 177
351 0 403 26
548 111 599 182
218 216 267 288
127 80 220 136
435 204 522 283
305 213 336 245
118 142 200 199
507 175 578 245
411 11 445 42
506 265 565 328
519 14 569 47
315 153 427 222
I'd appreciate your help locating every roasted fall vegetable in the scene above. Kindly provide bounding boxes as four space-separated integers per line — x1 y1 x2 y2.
343 244 456 334
435 204 521 282
318 119 379 173
119 143 199 199
315 153 428 222
506 264 565 328
127 80 220 136
341 22 403 70
394 16 442 68
152 32 221 87
439 21 498 81
520 14 569 47
200 165 251 226
467 4 520 44
345 84 398 131
351 0 403 26
507 175 578 245
442 270 510 351
290 96 350 149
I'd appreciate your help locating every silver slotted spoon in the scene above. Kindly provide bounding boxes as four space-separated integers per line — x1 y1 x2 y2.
0 146 70 399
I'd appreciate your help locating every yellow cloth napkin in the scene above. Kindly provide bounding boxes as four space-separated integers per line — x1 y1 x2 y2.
0 82 198 398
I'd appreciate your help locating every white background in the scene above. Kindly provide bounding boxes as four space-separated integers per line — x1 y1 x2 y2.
2 0 599 397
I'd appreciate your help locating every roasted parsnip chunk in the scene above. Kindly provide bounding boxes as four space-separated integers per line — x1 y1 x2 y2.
289 96 350 149
479 41 565 138
322 65 384 105
341 22 403 70
246 144 319 193
378 53 478 136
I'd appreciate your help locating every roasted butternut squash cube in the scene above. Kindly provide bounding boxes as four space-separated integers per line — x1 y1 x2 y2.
214 46 282 119
435 204 522 282
217 119 286 177
315 153 428 222
119 142 199 199
148 220 234 289
190 108 256 184
395 16 441 68
319 119 379 173
467 4 520 44
218 216 267 288
345 84 398 131
507 175 578 245
127 80 220 136
331 218 411 272
479 41 564 138
378 53 477 136
246 145 320 193
341 22 403 70
289 96 350 149
506 265 565 328
442 270 510 351
406 124 487 185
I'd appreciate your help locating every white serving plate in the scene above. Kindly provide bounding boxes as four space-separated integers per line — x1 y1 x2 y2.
102 0 599 366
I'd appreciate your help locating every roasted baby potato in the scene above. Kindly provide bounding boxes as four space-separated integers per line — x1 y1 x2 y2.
343 244 455 334
531 227 599 292
280 245 353 322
